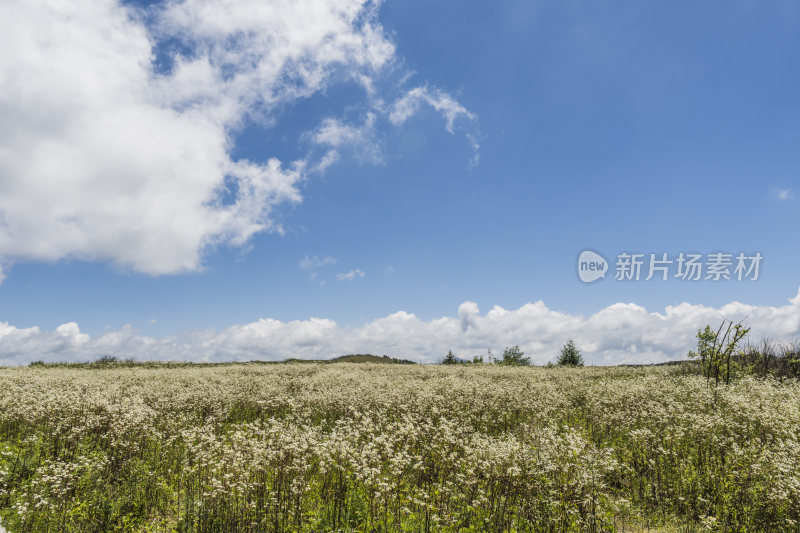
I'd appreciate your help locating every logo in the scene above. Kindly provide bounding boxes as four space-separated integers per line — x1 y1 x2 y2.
578 250 608 283
576 249 762 283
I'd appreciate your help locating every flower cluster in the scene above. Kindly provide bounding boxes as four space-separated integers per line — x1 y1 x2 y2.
0 364 798 531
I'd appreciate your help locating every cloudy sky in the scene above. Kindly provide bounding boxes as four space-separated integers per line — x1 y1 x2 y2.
1 0 799 365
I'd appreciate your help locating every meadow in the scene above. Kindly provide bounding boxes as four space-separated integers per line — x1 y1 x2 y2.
0 362 798 532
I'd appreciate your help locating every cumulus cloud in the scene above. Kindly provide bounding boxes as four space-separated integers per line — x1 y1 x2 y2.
337 269 365 281
2 289 800 367
55 322 91 347
0 0 474 282
458 301 480 332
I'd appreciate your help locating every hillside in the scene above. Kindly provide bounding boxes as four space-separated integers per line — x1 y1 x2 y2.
285 353 417 364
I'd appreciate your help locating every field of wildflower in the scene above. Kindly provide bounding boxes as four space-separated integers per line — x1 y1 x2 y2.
0 363 798 532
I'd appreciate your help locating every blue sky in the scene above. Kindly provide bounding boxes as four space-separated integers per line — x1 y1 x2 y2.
0 0 798 364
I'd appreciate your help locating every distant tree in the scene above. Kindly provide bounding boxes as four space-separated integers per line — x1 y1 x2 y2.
499 345 530 366
472 354 484 364
442 350 461 365
557 340 584 366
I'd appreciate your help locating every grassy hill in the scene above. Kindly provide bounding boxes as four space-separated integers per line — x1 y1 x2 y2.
22 353 421 368
285 354 417 364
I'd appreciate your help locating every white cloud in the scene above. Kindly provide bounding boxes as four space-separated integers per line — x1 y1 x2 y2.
309 113 382 163
458 301 480 332
466 133 481 168
792 290 800 307
775 188 793 201
1 0 464 282
55 322 90 346
2 289 800 367
306 84 481 167
389 86 475 134
300 254 337 284
386 85 479 164
337 269 365 281
311 150 341 174
300 255 337 271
